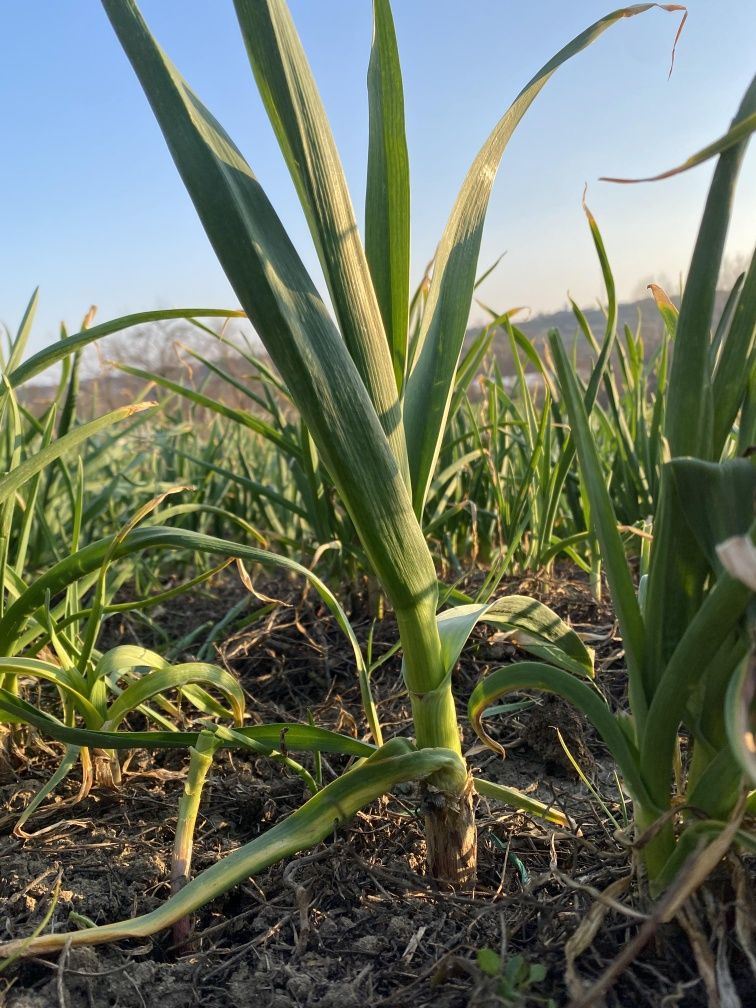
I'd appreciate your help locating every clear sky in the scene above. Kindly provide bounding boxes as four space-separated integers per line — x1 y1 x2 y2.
1 1 754 357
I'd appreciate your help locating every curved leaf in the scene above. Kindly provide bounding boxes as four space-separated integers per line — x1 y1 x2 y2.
103 664 245 730
468 661 653 810
4 308 244 392
0 688 375 757
437 596 594 678
0 527 365 683
600 105 756 183
0 739 461 957
93 644 167 681
0 403 155 508
0 659 100 725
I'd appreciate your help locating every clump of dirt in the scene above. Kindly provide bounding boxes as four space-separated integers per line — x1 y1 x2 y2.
2 568 754 1007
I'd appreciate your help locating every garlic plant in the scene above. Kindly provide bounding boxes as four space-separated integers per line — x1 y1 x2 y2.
0 0 696 959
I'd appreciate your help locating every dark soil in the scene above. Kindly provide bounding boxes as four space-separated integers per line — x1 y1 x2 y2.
1 568 754 1007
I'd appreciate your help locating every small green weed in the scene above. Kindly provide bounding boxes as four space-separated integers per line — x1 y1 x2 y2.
476 947 555 1007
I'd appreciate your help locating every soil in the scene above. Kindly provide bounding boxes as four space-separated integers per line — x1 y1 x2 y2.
1 568 754 1007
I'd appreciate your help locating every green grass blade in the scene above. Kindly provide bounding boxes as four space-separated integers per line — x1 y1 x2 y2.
0 403 155 510
104 666 243 728
213 724 317 795
56 349 82 440
173 341 280 412
640 562 753 811
0 526 368 688
0 689 375 757
473 777 573 829
549 331 646 712
738 348 756 455
536 204 624 548
665 77 756 461
14 744 82 834
712 249 756 456
12 410 55 575
7 289 39 374
0 659 101 724
366 0 410 391
114 361 302 459
5 309 243 392
712 272 745 363
163 453 308 521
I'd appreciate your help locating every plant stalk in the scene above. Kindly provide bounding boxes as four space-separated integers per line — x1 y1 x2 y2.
396 598 476 888
171 730 222 950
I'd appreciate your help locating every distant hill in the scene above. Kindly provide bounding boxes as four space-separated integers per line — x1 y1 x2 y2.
21 291 735 417
465 290 731 376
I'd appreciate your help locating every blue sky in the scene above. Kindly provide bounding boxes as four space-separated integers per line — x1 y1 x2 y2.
1 1 754 356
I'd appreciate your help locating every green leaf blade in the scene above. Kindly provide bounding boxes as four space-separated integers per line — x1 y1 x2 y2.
664 76 756 461
101 0 435 618
549 331 646 711
0 740 461 958
366 0 410 391
404 4 684 515
233 0 407 477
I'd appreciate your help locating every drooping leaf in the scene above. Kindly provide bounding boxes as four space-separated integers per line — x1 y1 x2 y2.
0 688 375 757
437 596 594 679
0 527 364 677
0 739 461 958
103 665 245 730
4 308 244 392
467 661 653 811
600 102 756 183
